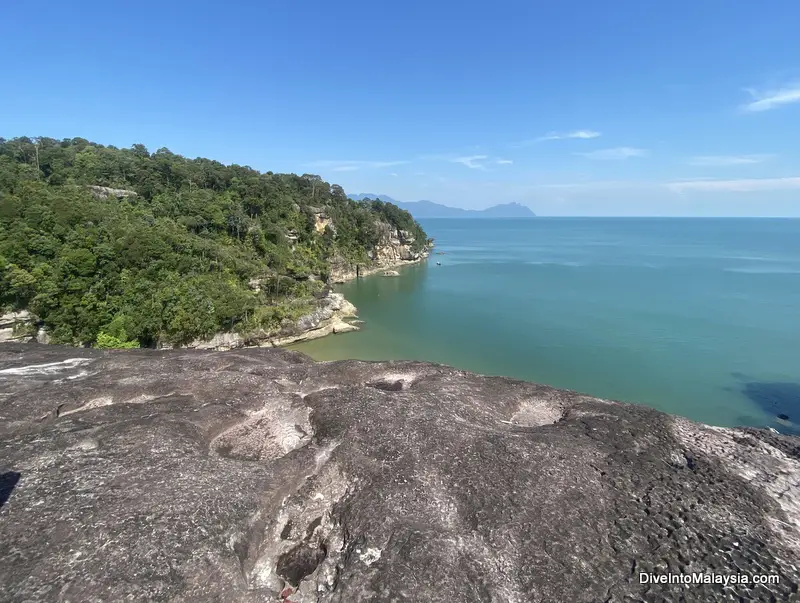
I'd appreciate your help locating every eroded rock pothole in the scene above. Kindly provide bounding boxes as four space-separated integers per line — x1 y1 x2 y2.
211 397 313 461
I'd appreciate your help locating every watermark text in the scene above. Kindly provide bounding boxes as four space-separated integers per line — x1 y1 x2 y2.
640 572 780 587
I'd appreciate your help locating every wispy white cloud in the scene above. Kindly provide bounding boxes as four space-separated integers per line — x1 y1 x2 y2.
514 130 601 147
305 159 409 172
451 155 489 170
423 153 514 170
390 172 399 177
688 154 773 166
540 130 601 142
576 147 648 160
667 176 800 193
741 84 800 112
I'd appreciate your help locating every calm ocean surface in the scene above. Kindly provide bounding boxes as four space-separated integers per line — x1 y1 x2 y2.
291 218 800 432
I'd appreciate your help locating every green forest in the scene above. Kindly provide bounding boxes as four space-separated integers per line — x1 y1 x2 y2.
0 136 430 348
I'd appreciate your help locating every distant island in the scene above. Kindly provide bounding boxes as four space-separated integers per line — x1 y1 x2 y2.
349 194 536 219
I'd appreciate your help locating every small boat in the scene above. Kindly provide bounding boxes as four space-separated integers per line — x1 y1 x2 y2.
436 261 441 266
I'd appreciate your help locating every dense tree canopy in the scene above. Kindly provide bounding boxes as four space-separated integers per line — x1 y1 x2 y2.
0 137 430 347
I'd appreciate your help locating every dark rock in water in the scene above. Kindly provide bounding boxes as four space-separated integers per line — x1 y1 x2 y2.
1 344 799 602
740 380 800 435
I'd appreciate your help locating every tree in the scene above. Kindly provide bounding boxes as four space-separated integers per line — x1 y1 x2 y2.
331 184 347 200
0 135 430 347
95 332 140 349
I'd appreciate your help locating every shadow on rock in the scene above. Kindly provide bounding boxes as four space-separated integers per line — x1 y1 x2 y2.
739 380 800 435
0 471 21 509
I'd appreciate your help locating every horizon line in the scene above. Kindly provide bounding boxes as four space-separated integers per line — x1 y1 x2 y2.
417 215 800 219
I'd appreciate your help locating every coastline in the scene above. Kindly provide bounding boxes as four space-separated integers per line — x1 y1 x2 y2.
180 250 432 350
279 251 432 342
329 254 430 284
0 251 432 352
331 254 428 285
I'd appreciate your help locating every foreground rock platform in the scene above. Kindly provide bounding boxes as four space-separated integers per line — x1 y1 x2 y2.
0 344 798 602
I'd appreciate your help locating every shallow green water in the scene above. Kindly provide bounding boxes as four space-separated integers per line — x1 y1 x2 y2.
291 218 800 432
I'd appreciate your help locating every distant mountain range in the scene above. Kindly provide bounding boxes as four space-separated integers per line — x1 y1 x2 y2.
348 194 536 218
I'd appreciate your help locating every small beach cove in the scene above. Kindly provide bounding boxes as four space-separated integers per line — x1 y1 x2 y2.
290 217 800 434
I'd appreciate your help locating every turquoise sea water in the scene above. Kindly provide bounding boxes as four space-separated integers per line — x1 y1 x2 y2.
291 218 800 432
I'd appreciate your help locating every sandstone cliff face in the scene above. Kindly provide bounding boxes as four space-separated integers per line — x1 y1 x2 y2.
0 345 798 602
312 211 333 234
1 292 355 352
329 222 431 284
184 292 358 351
373 222 424 263
0 311 48 344
0 312 31 343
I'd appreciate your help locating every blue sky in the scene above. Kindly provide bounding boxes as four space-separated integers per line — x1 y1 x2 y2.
2 0 800 216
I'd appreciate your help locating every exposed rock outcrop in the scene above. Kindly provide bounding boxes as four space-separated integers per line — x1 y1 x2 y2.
184 292 358 351
0 311 31 343
313 212 333 235
373 222 423 264
0 311 48 344
329 224 432 284
0 345 798 602
87 185 138 200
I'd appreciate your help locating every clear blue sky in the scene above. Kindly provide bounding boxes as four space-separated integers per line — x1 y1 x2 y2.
2 0 800 216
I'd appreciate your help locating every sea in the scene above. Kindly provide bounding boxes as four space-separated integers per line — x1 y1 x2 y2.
291 218 800 433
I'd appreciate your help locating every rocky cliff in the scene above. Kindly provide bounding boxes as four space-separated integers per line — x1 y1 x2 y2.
184 293 359 351
0 311 48 345
329 223 431 284
1 213 426 350
1 293 358 352
0 345 798 602
190 217 430 348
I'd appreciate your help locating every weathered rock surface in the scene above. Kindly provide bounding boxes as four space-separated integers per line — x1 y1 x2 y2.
329 256 427 284
0 344 798 602
372 223 424 264
0 311 32 343
87 185 139 200
184 293 359 351
329 224 431 284
0 311 48 344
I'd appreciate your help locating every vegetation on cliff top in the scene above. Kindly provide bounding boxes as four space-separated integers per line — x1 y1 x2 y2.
0 136 430 347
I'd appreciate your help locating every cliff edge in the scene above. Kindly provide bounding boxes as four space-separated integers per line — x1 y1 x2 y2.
329 223 432 284
0 345 798 602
